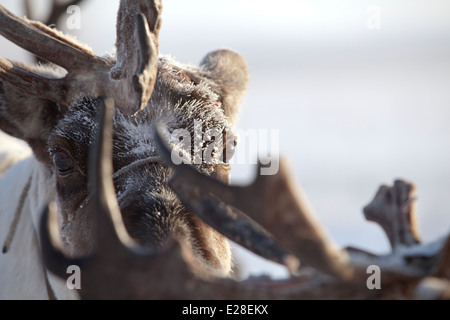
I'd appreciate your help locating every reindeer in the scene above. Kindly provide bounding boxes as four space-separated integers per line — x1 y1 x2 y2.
1 1 449 300
0 0 252 299
37 100 450 299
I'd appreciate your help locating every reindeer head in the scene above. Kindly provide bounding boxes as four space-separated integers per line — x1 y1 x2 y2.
0 1 249 276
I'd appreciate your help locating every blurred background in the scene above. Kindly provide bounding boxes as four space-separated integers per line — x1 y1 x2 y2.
1 0 450 278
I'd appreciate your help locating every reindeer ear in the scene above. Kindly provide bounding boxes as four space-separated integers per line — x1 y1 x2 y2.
0 79 60 163
200 49 249 124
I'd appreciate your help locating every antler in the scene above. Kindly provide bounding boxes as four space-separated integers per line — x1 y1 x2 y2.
40 113 450 298
363 180 421 249
0 1 161 115
154 131 352 280
155 128 300 273
110 0 162 114
152 133 450 296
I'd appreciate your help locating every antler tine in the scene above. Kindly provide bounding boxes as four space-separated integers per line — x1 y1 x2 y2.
155 126 352 279
0 57 64 102
169 174 300 273
155 126 300 273
39 202 86 279
89 97 147 253
255 159 352 279
110 0 162 115
0 5 110 72
0 3 161 115
363 180 421 250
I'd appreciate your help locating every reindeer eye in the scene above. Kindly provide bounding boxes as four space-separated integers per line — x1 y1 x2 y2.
52 151 75 175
